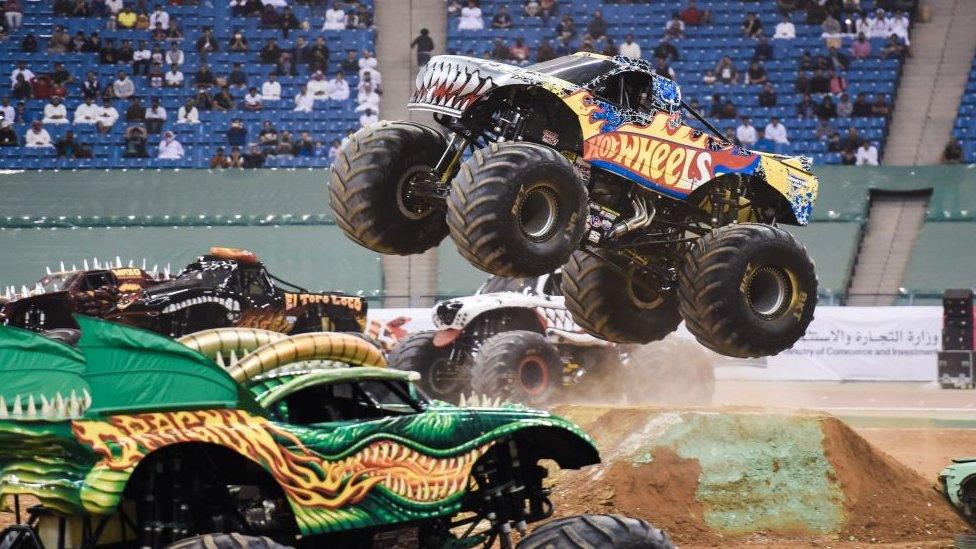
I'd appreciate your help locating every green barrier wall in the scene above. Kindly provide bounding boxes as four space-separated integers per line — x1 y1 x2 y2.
903 223 976 295
0 226 381 297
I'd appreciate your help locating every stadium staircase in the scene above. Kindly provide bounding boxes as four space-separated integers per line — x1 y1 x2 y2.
884 0 976 165
845 191 929 305
375 0 445 307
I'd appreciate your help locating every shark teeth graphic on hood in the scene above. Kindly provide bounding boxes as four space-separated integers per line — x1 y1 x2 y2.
0 389 92 421
161 296 241 315
410 58 498 114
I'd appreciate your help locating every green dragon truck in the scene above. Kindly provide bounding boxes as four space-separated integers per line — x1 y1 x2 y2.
0 318 672 548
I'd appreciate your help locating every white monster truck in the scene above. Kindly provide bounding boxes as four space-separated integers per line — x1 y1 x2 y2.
389 272 714 405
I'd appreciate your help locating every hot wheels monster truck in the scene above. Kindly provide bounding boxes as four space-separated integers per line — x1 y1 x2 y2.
330 53 819 358
107 247 367 338
389 272 713 406
0 318 672 549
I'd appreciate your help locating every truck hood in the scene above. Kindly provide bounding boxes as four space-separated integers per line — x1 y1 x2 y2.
433 291 564 330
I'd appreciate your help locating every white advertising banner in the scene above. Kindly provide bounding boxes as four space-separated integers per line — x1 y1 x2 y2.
367 306 944 381
718 306 943 381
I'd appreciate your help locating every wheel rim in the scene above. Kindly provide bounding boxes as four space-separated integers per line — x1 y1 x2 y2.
516 184 560 242
517 355 550 397
396 166 436 220
626 267 667 310
745 265 795 320
427 358 462 397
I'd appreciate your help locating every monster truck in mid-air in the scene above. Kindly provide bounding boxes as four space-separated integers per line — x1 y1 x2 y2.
0 319 673 549
106 247 367 338
330 52 819 358
390 272 714 406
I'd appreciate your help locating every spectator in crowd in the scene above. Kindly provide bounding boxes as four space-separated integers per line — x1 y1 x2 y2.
817 94 837 118
229 28 248 52
213 86 234 112
165 42 184 66
243 145 265 168
164 63 184 87
122 125 149 157
96 98 119 133
276 130 295 157
490 38 510 61
753 129 775 152
714 57 739 84
295 132 315 157
158 130 184 159
125 96 145 123
867 9 889 38
852 92 872 116
149 4 169 29
828 46 850 71
839 126 861 151
680 0 711 26
4 0 23 30
274 53 298 77
851 32 871 59
69 31 88 52
890 10 911 44
765 117 789 147
55 130 82 158
80 71 100 99
327 138 341 158
359 49 380 81
72 99 101 127
654 38 678 62
655 57 676 80
210 146 230 168
226 118 246 146
736 116 757 147
146 98 166 133
307 71 329 99
805 2 827 24
753 36 773 61
323 2 348 30
798 50 814 71
131 41 151 75
21 31 38 52
774 13 795 39
586 10 607 40
555 14 576 39
340 50 359 73
257 120 278 153
723 127 738 146
116 5 137 28
113 71 135 99
294 84 314 112
871 94 891 117
359 107 377 127
619 34 641 59
881 35 907 60
742 12 763 38
665 13 685 40
260 73 281 102
508 37 530 65
856 140 878 165
194 64 215 87
196 26 219 56
327 71 350 101
828 69 847 94
46 25 70 54
492 4 513 29
243 87 263 110
837 93 853 117
116 40 135 64
147 61 165 88
52 63 73 87
308 37 329 73
358 82 380 111
411 29 435 65
758 82 777 107
746 61 768 85
0 98 14 124
457 0 483 31
227 63 247 89
227 146 244 167
809 69 829 94
536 40 556 62
42 96 69 124
25 121 53 147
279 7 300 38
942 140 964 164
10 60 34 86
814 116 835 141
720 100 739 119
177 98 199 123
193 85 214 110
50 77 69 100
702 69 716 86
0 121 17 147
840 146 856 165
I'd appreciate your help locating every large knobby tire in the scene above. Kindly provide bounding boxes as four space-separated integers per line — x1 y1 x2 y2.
447 142 587 277
626 334 715 405
518 514 674 549
470 330 562 405
561 251 682 344
329 121 449 255
678 223 817 358
165 533 290 549
388 330 468 402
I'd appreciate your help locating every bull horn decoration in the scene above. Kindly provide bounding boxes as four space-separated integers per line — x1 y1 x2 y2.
228 332 386 383
178 327 287 361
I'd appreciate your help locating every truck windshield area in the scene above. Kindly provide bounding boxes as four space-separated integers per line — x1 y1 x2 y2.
529 56 616 86
169 264 235 289
478 276 536 295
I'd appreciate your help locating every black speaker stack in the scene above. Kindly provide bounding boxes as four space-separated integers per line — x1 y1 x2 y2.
939 288 975 389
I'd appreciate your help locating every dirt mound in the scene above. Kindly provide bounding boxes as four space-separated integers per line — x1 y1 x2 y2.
548 406 966 545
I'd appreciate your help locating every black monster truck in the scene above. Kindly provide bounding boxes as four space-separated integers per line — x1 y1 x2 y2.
107 247 367 337
329 53 819 358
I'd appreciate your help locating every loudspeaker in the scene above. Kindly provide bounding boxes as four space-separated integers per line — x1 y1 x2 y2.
938 350 974 389
943 324 974 351
944 289 974 320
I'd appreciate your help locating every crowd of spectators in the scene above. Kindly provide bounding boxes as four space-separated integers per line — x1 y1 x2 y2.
0 0 379 166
